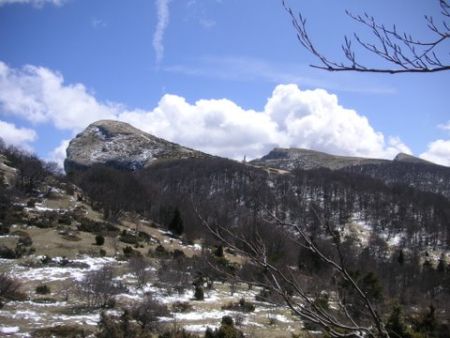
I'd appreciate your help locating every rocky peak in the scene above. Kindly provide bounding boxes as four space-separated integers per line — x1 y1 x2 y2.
64 120 208 174
393 152 432 165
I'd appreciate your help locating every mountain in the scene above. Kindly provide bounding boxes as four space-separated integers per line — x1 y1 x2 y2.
251 147 450 199
64 120 209 174
250 147 388 170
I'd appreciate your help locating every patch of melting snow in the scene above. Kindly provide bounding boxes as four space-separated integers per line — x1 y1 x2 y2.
174 310 233 321
11 256 119 282
8 310 42 322
0 326 20 334
273 314 291 323
21 300 68 308
183 324 218 332
55 313 100 326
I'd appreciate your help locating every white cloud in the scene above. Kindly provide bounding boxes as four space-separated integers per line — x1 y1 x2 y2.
0 0 65 7
0 120 37 150
0 61 118 130
438 121 450 131
47 138 70 168
153 0 171 65
0 61 410 165
420 140 450 166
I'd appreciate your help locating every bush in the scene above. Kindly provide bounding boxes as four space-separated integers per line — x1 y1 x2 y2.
214 245 224 258
123 246 141 259
75 266 126 308
194 285 204 301
95 234 105 246
41 255 52 265
222 298 255 313
0 245 17 259
204 316 244 338
150 244 171 259
32 325 91 337
35 284 51 295
18 235 33 247
158 328 199 338
171 301 193 313
131 294 169 330
0 273 26 308
172 249 186 259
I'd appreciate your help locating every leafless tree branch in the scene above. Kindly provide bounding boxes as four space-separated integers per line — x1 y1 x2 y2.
282 0 450 74
192 201 389 337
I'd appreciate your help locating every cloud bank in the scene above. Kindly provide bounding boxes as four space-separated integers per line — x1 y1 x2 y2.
0 0 64 7
0 60 425 167
0 120 37 150
153 0 171 65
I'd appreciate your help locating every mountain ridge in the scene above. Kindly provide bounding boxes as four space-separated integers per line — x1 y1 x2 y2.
64 120 210 174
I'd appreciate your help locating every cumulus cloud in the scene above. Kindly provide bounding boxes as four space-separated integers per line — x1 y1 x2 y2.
0 120 37 150
0 0 64 7
47 138 70 168
153 0 171 65
0 61 118 130
420 140 450 167
0 61 411 165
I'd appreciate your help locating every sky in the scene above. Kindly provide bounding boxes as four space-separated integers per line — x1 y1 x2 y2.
0 0 449 168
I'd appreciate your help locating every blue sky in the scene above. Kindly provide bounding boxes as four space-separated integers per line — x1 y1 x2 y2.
0 0 449 167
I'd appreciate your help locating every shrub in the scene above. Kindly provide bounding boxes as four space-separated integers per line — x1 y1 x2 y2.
95 234 105 246
0 273 26 308
194 285 204 301
131 294 169 330
158 328 199 338
204 316 244 338
35 284 51 295
214 245 224 258
75 266 126 308
171 301 193 313
172 249 185 259
128 256 153 288
18 235 33 247
150 244 171 259
123 246 141 259
41 255 52 265
32 325 91 338
0 245 17 259
222 298 255 313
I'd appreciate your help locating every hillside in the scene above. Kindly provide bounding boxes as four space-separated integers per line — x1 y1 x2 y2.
1 126 449 337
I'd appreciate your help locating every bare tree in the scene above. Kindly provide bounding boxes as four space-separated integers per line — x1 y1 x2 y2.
195 205 390 338
0 273 25 308
283 0 450 74
76 266 126 308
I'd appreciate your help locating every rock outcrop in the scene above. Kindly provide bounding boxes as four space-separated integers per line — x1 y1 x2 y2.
64 120 209 174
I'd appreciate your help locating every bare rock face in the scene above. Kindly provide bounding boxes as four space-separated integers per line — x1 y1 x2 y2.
250 147 388 171
64 120 208 174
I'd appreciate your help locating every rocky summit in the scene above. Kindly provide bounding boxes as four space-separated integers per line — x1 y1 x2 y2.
64 120 208 173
